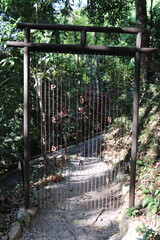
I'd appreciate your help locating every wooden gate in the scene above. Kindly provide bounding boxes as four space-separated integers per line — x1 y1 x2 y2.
7 23 157 209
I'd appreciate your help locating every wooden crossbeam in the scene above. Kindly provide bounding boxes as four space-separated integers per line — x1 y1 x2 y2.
7 41 158 56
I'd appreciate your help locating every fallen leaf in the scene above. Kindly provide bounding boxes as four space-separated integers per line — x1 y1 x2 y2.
73 220 78 224
60 215 67 219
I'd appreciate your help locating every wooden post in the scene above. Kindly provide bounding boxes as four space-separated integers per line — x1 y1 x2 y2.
23 27 30 209
81 30 86 46
129 32 142 207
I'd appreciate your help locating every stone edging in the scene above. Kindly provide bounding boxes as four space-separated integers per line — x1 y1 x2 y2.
8 207 38 240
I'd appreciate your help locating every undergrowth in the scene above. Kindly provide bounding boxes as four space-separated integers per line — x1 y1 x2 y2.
132 83 160 239
136 223 160 240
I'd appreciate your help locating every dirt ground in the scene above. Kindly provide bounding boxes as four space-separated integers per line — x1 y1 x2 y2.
19 136 125 240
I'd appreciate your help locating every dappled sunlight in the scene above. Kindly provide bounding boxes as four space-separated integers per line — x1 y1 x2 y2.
32 139 125 213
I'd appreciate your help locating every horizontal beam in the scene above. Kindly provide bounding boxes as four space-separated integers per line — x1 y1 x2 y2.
7 41 158 56
17 22 151 34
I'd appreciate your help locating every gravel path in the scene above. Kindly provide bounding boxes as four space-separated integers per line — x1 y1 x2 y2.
19 136 124 240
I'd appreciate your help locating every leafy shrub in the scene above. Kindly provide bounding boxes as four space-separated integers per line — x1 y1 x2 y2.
125 206 139 218
136 223 160 240
142 187 160 214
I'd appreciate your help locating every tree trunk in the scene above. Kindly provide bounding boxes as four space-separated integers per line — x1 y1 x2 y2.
136 0 147 28
135 0 151 85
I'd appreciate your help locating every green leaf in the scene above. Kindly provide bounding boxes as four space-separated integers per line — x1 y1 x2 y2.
142 197 150 208
137 160 143 166
142 189 150 195
154 189 160 196
147 201 154 209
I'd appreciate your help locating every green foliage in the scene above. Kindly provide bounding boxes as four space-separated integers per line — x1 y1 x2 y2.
148 2 160 50
0 0 75 171
0 0 57 23
137 161 160 215
136 223 160 240
0 29 24 168
141 187 160 214
125 206 139 218
86 0 134 26
137 82 160 217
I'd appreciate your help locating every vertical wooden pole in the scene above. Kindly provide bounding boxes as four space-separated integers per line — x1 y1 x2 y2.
81 30 86 46
129 32 142 208
24 27 30 209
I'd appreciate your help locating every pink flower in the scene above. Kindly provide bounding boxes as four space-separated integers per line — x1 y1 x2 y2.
107 117 112 124
78 107 83 113
58 110 66 118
